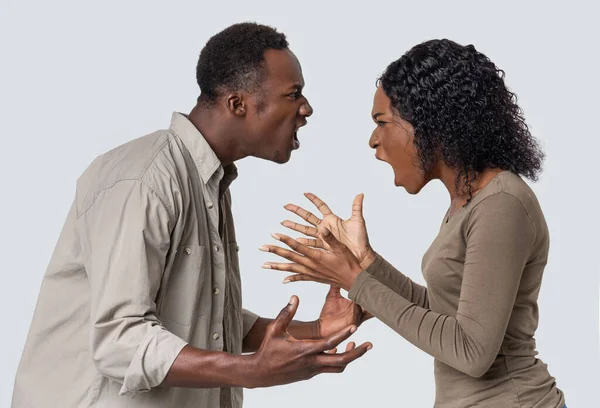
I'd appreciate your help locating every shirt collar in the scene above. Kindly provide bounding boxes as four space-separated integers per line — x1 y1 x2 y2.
169 112 238 188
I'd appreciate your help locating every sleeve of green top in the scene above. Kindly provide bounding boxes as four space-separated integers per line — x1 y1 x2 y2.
349 193 535 378
364 252 429 308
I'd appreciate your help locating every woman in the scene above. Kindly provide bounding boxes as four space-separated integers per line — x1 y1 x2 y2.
259 39 566 407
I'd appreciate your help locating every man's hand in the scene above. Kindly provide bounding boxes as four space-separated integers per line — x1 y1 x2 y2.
248 295 372 388
317 286 373 338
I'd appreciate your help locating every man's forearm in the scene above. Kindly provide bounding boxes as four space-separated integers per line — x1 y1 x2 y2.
164 345 255 388
243 317 319 353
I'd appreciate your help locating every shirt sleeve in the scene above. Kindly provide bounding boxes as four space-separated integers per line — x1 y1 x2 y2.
78 179 187 395
349 193 535 377
242 308 260 339
365 253 429 308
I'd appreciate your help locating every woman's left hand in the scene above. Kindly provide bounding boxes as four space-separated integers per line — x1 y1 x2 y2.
260 227 364 292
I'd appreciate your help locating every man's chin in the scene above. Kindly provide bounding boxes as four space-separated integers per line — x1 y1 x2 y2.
268 148 292 164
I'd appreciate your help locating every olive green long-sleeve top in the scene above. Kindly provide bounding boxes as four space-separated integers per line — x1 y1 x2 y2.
349 171 565 408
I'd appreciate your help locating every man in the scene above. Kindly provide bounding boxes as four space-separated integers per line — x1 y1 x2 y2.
12 23 372 408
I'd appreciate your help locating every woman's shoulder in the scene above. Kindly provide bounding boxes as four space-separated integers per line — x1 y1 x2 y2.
470 171 542 214
466 171 548 240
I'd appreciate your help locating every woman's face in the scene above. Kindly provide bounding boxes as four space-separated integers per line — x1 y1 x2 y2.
369 86 429 194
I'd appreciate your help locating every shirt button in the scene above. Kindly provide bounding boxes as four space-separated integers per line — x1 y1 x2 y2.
235 245 240 252
213 332 220 340
207 202 214 209
213 245 220 252
213 288 220 295
184 247 192 255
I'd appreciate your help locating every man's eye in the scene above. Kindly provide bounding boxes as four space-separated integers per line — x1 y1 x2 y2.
288 92 298 99
377 121 386 126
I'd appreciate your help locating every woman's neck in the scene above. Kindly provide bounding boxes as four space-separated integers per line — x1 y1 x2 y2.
437 166 505 211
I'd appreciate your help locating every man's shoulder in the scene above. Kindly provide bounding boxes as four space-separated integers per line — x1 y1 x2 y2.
75 128 184 217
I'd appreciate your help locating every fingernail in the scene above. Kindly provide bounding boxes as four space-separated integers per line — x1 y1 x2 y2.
258 245 269 252
289 296 295 305
271 233 281 240
262 264 272 269
350 326 357 334
367 344 373 351
282 278 291 284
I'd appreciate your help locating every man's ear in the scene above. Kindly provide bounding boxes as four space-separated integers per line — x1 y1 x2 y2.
226 93 246 117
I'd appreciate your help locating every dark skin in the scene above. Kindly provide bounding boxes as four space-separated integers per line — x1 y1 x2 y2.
190 48 313 166
164 49 372 390
260 85 504 290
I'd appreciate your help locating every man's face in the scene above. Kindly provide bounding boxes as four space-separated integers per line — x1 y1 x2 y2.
243 48 313 164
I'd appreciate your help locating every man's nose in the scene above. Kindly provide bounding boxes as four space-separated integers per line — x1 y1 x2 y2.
300 98 313 117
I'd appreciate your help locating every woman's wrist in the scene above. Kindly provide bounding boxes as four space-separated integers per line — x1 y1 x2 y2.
359 248 377 270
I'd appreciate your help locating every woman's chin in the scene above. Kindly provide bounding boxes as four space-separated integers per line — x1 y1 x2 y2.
395 175 422 195
394 175 409 191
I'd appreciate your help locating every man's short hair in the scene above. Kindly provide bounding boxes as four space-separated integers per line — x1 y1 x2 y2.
196 22 288 105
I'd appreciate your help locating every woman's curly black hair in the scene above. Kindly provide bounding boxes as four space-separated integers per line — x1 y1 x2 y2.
379 39 544 196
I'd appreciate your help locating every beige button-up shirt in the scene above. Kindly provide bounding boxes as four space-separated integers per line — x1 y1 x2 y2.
12 113 259 408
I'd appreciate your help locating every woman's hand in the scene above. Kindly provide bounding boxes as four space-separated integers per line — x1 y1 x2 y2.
260 226 365 292
281 193 377 270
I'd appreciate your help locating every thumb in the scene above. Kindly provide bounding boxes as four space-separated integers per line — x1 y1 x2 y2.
271 295 299 333
326 285 342 299
320 226 342 250
351 193 365 221
361 307 374 323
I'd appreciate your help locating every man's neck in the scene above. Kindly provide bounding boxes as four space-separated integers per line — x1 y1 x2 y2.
187 103 244 166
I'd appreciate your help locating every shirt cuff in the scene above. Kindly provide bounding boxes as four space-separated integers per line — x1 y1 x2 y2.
348 270 376 303
365 252 385 275
242 308 260 339
119 325 188 396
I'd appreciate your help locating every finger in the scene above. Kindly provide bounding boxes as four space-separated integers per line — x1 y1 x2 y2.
312 325 358 353
281 273 335 286
269 296 299 333
351 193 365 221
304 192 333 216
345 341 356 352
326 348 338 354
296 237 323 249
326 285 342 299
315 342 373 367
318 366 345 374
281 220 318 237
262 262 324 281
271 233 321 260
283 203 321 226
259 243 314 268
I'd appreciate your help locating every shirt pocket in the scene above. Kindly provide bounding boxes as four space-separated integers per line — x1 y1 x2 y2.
158 244 209 326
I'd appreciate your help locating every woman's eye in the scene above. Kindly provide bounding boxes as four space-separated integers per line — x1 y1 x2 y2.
289 92 298 99
377 121 386 127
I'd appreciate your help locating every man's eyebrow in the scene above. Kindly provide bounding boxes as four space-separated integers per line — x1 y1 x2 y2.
287 83 304 91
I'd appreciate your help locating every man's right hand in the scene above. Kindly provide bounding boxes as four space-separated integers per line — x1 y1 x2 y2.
247 295 372 388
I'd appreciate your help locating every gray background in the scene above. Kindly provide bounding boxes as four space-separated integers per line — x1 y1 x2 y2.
1 1 598 406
